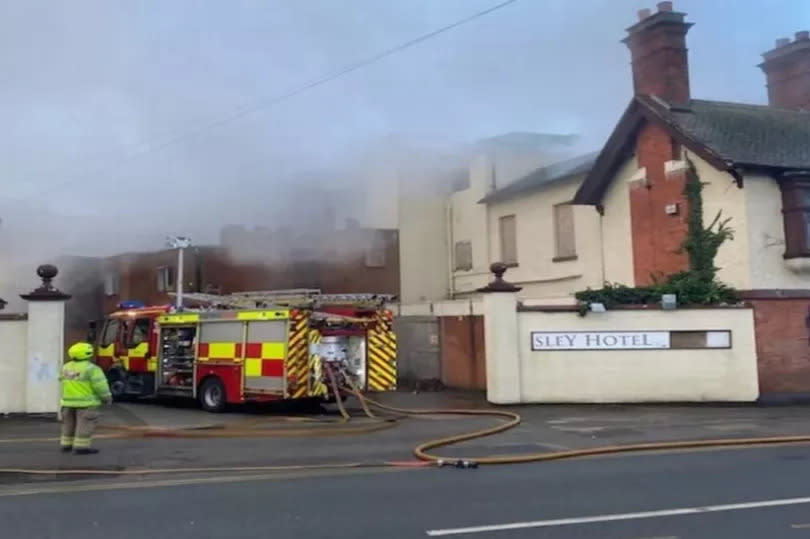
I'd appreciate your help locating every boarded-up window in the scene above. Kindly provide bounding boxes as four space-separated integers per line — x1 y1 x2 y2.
454 241 472 271
553 203 576 259
499 215 518 266
365 232 387 268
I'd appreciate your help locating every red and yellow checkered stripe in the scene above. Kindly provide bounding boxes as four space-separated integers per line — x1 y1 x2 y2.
120 343 156 373
244 342 285 377
286 310 309 398
367 310 397 391
198 342 241 362
96 343 115 370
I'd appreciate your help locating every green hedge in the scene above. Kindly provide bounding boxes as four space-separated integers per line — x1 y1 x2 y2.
575 272 740 308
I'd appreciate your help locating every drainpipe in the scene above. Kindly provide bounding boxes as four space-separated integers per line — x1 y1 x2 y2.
597 204 607 284
446 200 455 299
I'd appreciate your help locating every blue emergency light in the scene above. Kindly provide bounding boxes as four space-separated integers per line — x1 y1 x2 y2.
118 300 145 310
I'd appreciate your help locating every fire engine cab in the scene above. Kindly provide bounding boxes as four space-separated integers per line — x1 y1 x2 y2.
87 290 397 412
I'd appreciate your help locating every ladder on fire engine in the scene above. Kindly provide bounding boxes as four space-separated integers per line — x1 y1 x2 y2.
171 290 395 310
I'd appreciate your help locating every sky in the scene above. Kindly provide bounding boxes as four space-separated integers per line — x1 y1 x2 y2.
0 0 807 264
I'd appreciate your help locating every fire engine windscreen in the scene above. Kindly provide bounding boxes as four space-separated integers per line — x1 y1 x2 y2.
315 335 366 388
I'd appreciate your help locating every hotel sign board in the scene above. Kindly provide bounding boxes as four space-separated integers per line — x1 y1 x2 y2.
530 330 731 351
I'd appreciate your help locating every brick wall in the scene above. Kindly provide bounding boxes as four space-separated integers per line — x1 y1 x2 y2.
749 297 810 395
439 315 486 390
100 229 400 313
629 124 689 285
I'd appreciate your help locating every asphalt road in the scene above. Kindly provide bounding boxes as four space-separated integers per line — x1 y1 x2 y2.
5 444 810 538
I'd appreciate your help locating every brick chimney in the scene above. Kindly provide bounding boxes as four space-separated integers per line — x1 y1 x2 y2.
759 31 810 109
622 2 693 104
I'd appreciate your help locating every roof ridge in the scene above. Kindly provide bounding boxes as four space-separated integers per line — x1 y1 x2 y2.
479 150 599 204
690 98 810 115
641 94 810 115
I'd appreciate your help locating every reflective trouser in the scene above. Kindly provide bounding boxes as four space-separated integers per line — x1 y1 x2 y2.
60 407 100 450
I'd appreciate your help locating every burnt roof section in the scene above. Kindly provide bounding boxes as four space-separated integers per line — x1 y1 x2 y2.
479 151 599 204
574 95 810 205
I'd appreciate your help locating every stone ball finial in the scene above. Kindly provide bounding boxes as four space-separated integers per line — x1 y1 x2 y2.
21 263 71 302
37 264 58 282
490 262 508 280
477 261 522 293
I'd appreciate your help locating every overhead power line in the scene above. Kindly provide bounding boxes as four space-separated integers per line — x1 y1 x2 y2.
19 0 520 201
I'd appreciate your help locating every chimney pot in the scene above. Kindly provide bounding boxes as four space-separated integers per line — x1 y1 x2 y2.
625 3 691 103
760 31 810 109
637 8 652 20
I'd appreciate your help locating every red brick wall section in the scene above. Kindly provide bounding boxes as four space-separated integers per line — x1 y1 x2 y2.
439 316 485 390
629 124 689 285
100 230 400 314
750 298 810 394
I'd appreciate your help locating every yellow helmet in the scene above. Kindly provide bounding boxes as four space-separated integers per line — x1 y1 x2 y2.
68 342 94 361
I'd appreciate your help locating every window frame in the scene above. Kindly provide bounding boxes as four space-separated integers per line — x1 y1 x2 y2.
780 175 810 259
157 266 174 292
103 272 120 296
127 318 152 348
100 318 120 348
364 232 387 268
552 202 578 262
498 214 518 267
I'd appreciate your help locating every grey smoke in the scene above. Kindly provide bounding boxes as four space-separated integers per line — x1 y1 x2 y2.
0 0 805 303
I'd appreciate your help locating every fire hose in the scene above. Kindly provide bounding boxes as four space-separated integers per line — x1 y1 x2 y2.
3 381 810 476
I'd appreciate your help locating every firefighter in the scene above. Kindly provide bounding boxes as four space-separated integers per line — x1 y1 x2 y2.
59 342 113 454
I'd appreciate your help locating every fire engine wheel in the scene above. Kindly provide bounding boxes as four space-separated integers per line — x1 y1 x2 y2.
107 369 128 402
199 378 227 413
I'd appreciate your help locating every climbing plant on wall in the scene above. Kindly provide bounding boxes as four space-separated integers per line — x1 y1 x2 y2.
575 154 740 307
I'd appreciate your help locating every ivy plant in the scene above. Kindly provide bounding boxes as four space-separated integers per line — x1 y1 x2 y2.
575 154 740 308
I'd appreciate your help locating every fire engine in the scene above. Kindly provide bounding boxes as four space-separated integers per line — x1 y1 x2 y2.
87 289 397 412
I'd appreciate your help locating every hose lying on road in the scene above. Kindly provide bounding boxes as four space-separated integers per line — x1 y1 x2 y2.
4 387 810 476
354 391 810 465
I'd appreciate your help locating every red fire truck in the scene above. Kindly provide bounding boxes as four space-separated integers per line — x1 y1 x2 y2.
88 290 397 412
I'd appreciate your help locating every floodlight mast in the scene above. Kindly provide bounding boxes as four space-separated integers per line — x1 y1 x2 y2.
166 236 191 309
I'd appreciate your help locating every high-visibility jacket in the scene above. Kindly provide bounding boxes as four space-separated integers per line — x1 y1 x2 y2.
59 359 112 408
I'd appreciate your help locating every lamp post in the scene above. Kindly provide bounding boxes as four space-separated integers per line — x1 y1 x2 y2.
166 236 191 310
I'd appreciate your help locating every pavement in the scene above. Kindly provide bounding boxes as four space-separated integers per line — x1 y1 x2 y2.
4 444 810 538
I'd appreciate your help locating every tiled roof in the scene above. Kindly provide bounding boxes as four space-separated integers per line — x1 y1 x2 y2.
479 151 599 204
659 98 810 169
574 96 810 205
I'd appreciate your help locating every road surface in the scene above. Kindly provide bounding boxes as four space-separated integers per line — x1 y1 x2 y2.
4 443 810 538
